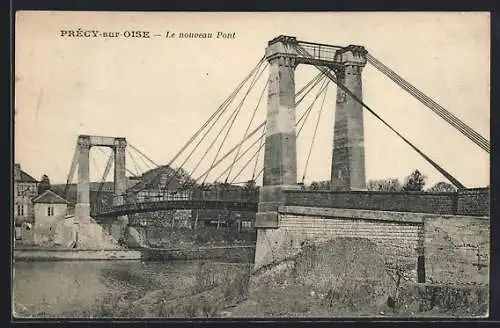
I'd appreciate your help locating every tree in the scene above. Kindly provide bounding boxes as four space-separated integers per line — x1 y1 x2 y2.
309 181 320 191
176 167 197 190
308 180 330 191
243 179 257 192
402 170 426 192
427 181 457 193
38 174 51 194
318 180 331 190
367 178 402 192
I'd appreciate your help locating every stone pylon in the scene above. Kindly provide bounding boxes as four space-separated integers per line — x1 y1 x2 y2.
113 138 128 239
255 36 301 230
75 135 91 219
331 45 368 191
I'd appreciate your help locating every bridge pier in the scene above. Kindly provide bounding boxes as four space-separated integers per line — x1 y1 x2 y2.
75 135 91 218
113 138 129 240
255 36 301 269
331 45 368 191
72 135 129 243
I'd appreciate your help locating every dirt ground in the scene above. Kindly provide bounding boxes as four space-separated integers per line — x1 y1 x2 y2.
222 238 489 318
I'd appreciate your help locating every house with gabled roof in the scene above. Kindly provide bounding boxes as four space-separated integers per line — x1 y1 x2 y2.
32 190 69 244
14 163 38 224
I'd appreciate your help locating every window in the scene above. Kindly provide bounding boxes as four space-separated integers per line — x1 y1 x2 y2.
242 221 252 229
47 206 54 217
17 205 24 216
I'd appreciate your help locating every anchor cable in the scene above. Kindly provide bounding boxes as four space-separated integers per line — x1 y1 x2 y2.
295 44 465 188
366 53 489 153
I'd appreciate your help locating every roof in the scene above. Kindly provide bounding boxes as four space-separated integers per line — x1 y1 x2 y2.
19 170 38 183
32 190 68 204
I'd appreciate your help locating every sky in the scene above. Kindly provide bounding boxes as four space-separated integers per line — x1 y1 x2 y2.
14 11 490 188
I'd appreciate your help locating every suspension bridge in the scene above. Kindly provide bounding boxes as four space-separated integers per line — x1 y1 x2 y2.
62 35 489 234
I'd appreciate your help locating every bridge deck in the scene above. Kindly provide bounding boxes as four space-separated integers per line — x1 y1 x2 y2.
94 190 259 217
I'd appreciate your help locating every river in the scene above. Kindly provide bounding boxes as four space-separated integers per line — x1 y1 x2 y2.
13 260 251 318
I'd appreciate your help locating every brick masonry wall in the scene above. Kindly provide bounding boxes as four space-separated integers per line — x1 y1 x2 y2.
424 215 490 284
456 188 490 217
254 206 490 285
284 188 490 217
254 210 422 280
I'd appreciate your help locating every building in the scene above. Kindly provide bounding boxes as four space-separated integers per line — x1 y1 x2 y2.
14 163 38 225
32 190 69 244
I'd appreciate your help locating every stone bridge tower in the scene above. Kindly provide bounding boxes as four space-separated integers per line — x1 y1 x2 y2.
255 36 301 230
331 45 368 191
72 135 128 231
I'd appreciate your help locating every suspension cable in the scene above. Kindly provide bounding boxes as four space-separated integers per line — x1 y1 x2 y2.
189 65 267 186
128 62 322 194
128 143 160 168
295 45 466 189
296 72 323 98
366 53 489 153
302 81 329 183
230 145 266 184
296 75 328 128
203 62 268 184
215 128 267 183
127 149 142 176
367 53 489 149
254 166 265 182
95 150 114 205
131 146 154 173
168 56 266 168
296 73 327 107
176 76 247 180
368 55 489 151
219 95 323 185
64 144 79 197
252 125 266 180
297 78 330 136
92 150 103 180
189 67 267 180
97 147 134 176
196 123 266 183
226 79 269 182
127 56 266 195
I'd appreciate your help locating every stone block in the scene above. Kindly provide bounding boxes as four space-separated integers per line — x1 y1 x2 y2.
255 212 279 228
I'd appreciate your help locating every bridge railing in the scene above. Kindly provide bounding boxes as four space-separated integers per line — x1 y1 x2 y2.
296 41 341 64
283 189 490 217
94 188 259 214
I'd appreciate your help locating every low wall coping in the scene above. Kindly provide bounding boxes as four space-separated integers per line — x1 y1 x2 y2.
278 206 490 224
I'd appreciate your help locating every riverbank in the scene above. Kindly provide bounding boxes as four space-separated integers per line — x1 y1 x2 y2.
14 248 142 261
141 245 255 263
13 245 255 263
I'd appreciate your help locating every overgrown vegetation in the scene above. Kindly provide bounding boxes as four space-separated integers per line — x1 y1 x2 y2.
144 227 257 248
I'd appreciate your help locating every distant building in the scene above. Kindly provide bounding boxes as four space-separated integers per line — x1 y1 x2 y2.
32 190 69 244
14 163 38 225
